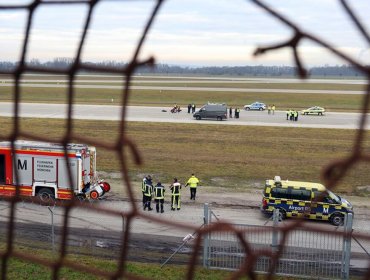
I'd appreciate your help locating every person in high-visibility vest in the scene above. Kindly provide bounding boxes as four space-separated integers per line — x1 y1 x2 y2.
170 178 182 211
294 110 299 121
143 180 153 211
154 181 165 213
272 104 276 115
141 175 152 207
185 174 200 200
235 108 240 119
289 109 294 121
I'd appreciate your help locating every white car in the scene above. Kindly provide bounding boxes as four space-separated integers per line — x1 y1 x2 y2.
244 102 266 111
301 106 325 116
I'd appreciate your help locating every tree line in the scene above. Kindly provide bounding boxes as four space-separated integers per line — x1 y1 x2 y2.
0 58 366 78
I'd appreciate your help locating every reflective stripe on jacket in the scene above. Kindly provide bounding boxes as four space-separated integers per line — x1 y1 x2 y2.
142 179 146 192
144 184 152 197
154 185 165 199
171 182 181 195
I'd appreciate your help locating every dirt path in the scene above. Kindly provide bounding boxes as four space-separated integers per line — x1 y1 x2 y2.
106 178 369 211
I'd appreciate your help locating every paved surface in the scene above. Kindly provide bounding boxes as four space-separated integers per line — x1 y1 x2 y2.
1 190 370 256
1 188 370 235
1 102 369 129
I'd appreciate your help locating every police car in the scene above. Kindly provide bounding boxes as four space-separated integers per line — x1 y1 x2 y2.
260 176 353 226
244 102 266 111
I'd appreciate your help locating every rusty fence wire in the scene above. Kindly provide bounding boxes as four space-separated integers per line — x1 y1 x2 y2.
0 0 370 279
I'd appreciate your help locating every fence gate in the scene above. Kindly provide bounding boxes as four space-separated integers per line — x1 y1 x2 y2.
203 204 353 280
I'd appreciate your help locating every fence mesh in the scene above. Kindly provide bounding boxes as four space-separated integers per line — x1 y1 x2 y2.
207 221 346 278
1 0 370 279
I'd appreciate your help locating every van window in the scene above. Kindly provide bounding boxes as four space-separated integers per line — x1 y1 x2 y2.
290 189 311 201
313 191 325 202
328 190 341 204
270 187 288 198
314 190 340 204
271 187 310 200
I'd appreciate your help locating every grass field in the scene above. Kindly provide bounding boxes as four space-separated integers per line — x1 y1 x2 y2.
1 244 302 280
1 75 368 192
0 86 365 112
0 245 233 280
1 117 369 194
0 73 368 111
11 81 366 91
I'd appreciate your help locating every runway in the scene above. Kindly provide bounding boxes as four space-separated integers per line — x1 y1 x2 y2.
0 102 369 130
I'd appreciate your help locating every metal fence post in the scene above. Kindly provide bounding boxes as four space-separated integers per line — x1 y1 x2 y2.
203 203 210 268
48 206 55 252
342 213 353 280
271 208 279 253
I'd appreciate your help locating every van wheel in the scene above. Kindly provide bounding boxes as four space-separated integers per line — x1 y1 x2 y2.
245 108 250 111
330 213 344 226
259 108 263 111
38 188 55 202
277 209 286 221
217 116 222 121
196 116 201 120
273 208 286 221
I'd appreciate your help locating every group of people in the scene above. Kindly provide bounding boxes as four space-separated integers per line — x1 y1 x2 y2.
187 103 196 114
171 104 182 113
229 107 241 119
287 109 299 121
141 174 200 212
267 104 276 114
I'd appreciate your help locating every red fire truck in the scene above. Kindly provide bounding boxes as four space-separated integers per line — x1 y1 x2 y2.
0 140 110 200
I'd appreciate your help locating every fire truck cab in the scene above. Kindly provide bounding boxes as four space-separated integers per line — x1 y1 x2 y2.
0 140 110 200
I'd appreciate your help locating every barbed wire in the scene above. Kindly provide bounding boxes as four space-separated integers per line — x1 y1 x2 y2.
0 0 369 279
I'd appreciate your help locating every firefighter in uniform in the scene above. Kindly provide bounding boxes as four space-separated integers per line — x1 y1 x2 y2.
185 174 200 200
154 181 165 213
170 178 182 211
142 175 152 207
143 180 153 211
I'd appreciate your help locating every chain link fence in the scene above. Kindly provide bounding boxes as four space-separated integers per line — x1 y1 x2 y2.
0 199 200 265
203 205 353 279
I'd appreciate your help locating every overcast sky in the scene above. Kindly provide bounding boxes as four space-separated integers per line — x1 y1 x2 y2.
0 0 369 67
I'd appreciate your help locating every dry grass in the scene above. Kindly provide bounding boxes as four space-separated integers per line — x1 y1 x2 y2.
0 86 364 112
1 117 369 194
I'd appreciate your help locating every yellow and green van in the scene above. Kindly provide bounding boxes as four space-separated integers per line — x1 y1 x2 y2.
261 176 353 226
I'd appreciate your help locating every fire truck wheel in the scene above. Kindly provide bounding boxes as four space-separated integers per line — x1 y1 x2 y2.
38 188 55 202
90 190 99 200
